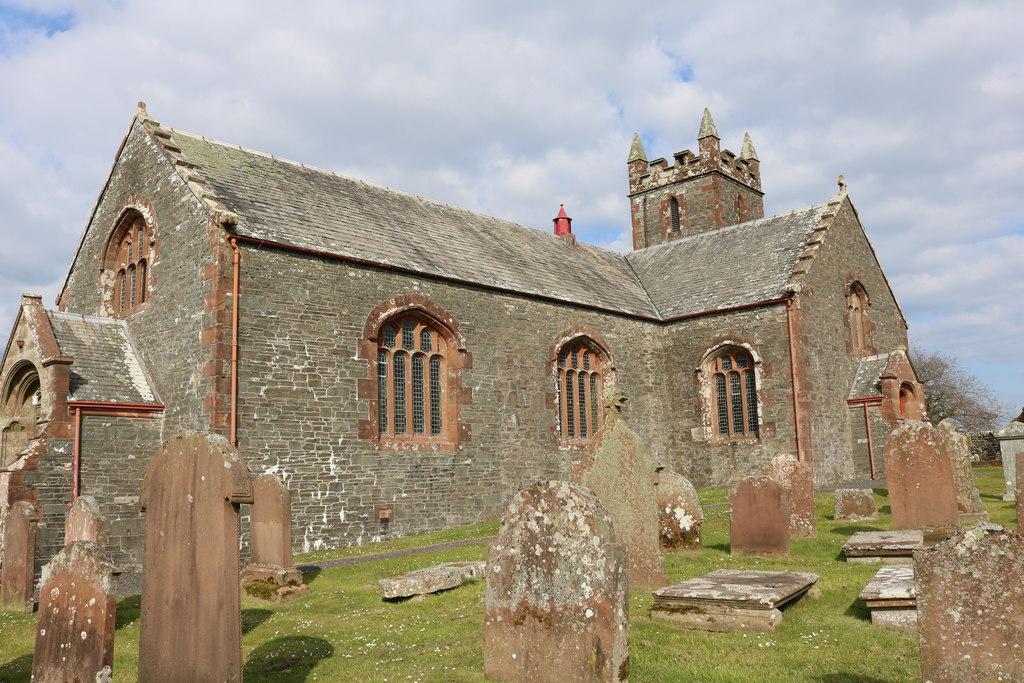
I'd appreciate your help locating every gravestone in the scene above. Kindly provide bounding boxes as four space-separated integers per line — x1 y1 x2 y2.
761 454 816 538
833 488 877 521
730 475 789 557
1016 452 1024 530
936 420 986 524
572 388 668 590
138 432 254 682
379 561 485 600
883 420 959 535
65 495 108 546
484 481 629 682
243 474 308 602
998 421 1024 501
0 500 39 612
858 565 916 631
31 541 118 683
657 470 703 552
915 523 1024 682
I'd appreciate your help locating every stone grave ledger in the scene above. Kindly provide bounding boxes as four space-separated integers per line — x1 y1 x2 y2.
883 420 959 534
138 432 254 683
761 454 816 539
0 500 39 612
379 561 485 600
32 542 118 683
833 488 877 521
658 470 703 552
915 523 1024 683
858 565 916 631
651 570 819 633
729 475 790 557
842 530 924 564
484 480 629 682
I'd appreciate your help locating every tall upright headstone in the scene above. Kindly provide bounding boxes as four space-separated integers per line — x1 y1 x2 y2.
761 454 816 538
0 500 39 612
936 420 986 524
915 523 1024 682
484 481 629 682
65 495 108 546
1015 452 1024 530
997 421 1024 501
138 432 254 683
32 541 118 683
243 474 308 601
658 470 703 552
572 389 668 590
730 475 789 557
883 420 959 535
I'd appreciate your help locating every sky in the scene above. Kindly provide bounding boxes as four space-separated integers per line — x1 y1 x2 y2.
0 1 1021 420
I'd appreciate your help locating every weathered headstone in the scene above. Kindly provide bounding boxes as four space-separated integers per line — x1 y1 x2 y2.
138 432 254 682
243 474 309 602
999 421 1024 501
484 481 629 682
761 454 816 538
657 470 703 552
833 488 877 521
883 420 959 535
0 500 39 612
730 475 789 557
379 561 485 600
937 420 986 524
915 523 1024 682
31 542 118 683
1016 452 1024 530
571 388 668 590
65 495 107 546
858 565 916 631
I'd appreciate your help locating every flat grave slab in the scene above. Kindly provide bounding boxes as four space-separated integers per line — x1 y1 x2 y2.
651 569 819 633
858 565 917 631
843 530 924 563
379 561 485 600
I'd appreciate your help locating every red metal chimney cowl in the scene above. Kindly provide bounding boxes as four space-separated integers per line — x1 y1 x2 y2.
553 204 573 236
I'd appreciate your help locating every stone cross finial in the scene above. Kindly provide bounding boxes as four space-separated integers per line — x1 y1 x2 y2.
602 387 627 424
837 175 847 193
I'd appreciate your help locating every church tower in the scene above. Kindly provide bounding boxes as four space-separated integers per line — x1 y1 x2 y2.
627 109 764 250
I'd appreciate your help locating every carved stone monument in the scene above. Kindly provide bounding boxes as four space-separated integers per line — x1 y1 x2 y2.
0 500 38 612
915 523 1024 682
484 480 629 682
730 475 789 557
997 421 1024 501
31 541 118 683
936 420 986 524
65 495 107 546
833 488 877 521
761 454 816 539
572 388 668 589
243 474 309 602
883 420 959 535
658 469 703 552
138 432 254 682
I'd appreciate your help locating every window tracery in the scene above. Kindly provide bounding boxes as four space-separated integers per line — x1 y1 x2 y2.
376 315 449 441
707 347 759 440
556 337 608 444
104 208 155 317
847 282 870 354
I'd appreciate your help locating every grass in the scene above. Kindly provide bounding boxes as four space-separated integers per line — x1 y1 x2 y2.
0 467 1015 682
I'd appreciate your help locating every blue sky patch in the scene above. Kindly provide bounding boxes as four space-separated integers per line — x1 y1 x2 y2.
0 4 75 51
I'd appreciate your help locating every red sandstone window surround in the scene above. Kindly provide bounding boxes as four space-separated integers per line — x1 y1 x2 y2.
847 282 870 355
103 206 156 317
555 337 608 444
708 348 759 440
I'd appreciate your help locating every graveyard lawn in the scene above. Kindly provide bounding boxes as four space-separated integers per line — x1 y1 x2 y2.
0 466 1015 682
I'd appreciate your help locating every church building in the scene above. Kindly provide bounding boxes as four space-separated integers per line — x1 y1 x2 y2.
0 105 925 577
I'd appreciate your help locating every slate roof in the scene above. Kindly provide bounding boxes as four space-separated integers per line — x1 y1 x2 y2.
848 353 891 400
165 127 835 320
47 311 159 403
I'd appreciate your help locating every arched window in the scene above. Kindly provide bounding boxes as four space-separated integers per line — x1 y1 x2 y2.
376 314 451 441
669 197 681 233
708 348 758 439
556 338 608 444
1 362 40 467
735 194 750 223
847 282 870 354
104 208 156 317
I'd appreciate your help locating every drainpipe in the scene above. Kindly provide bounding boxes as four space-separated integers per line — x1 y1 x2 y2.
230 237 240 446
786 299 805 462
71 406 82 501
862 402 877 479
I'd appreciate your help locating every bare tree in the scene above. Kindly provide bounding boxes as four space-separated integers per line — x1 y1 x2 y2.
911 345 1012 432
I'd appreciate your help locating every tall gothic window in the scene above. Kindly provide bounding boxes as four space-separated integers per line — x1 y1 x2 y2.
556 338 608 444
847 282 869 354
376 314 450 441
106 210 154 317
708 348 758 439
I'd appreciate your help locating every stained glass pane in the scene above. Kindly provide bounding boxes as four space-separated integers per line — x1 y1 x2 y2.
119 271 126 312
716 374 728 435
377 351 388 434
571 349 578 369
129 267 137 308
430 356 442 436
731 373 743 435
558 348 567 367
736 354 748 369
565 371 576 438
420 329 432 352
590 374 599 432
382 326 396 348
412 355 424 435
139 261 147 303
746 371 758 434
137 225 145 257
402 320 414 349
578 372 588 439
394 354 406 434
